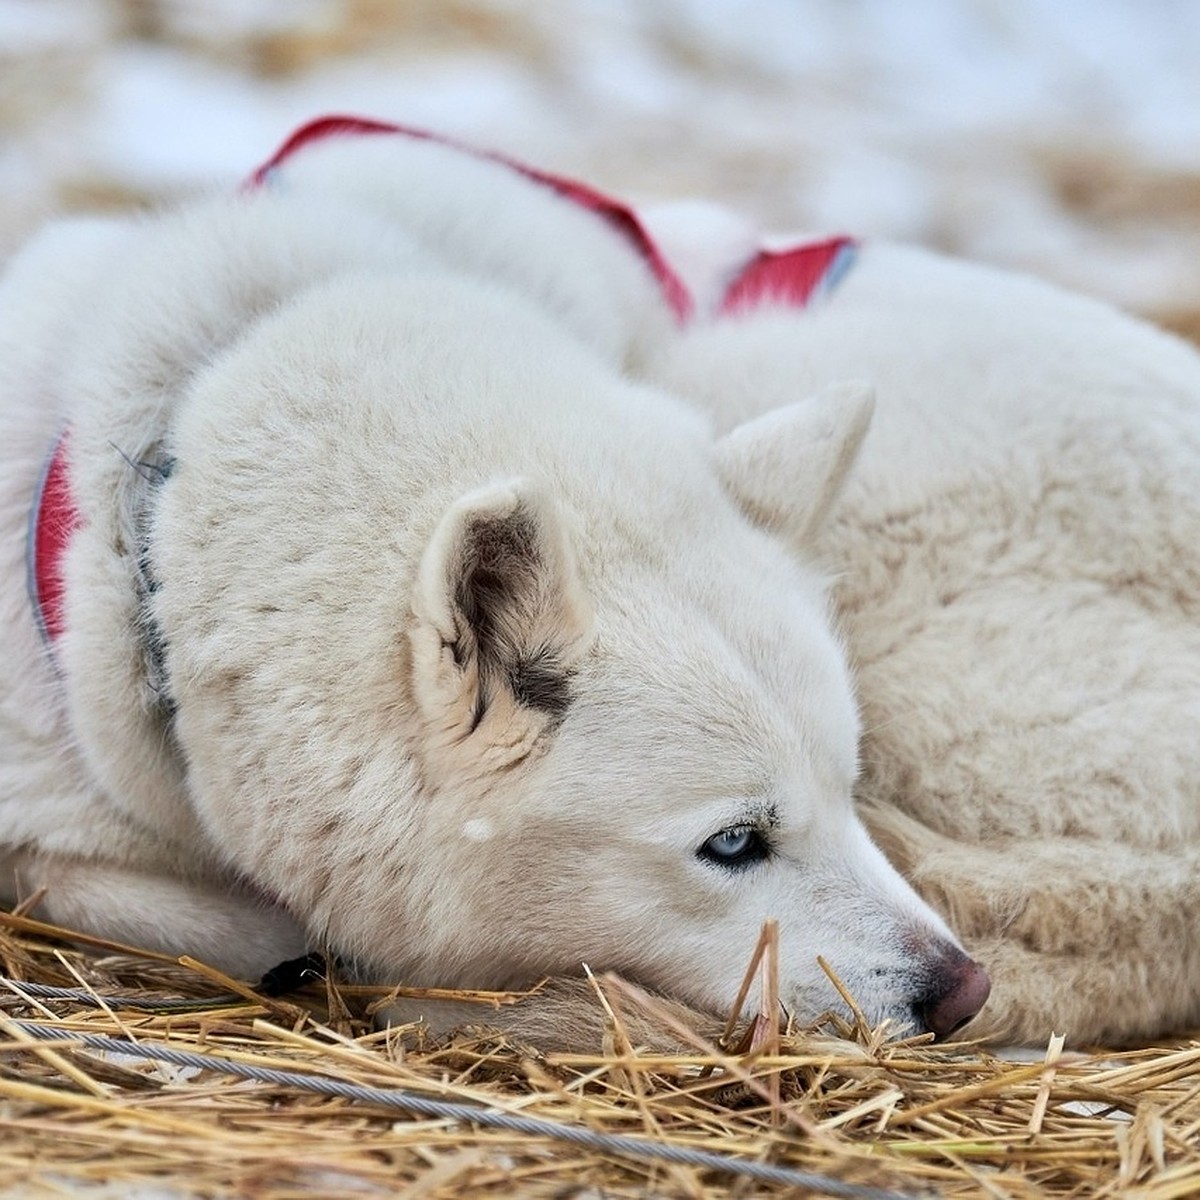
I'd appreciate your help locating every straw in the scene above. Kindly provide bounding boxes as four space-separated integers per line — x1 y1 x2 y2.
1 911 1198 1197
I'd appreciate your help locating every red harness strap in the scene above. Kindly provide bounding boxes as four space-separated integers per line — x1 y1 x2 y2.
720 236 857 315
250 116 856 323
31 117 856 647
27 431 79 644
248 115 695 323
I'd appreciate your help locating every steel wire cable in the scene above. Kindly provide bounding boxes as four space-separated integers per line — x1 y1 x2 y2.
5 1015 922 1199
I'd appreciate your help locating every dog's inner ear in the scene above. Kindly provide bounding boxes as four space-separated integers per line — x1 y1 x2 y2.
716 380 874 547
410 481 593 767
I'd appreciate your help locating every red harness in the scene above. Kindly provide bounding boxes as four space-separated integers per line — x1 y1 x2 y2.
27 431 76 644
29 116 856 646
249 115 698 323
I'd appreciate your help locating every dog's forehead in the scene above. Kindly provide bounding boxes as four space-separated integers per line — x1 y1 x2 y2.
573 589 860 796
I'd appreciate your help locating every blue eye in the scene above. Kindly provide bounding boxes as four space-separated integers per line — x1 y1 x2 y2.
698 826 769 869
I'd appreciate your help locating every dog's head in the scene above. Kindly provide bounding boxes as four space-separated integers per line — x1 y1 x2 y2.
142 277 987 1039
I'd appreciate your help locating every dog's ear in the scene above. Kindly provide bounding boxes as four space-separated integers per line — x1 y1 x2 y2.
410 480 592 767
716 380 874 545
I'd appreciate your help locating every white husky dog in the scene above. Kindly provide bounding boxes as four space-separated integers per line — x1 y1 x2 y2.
0 116 1195 1048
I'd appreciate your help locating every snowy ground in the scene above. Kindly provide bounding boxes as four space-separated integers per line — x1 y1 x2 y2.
3 0 1200 338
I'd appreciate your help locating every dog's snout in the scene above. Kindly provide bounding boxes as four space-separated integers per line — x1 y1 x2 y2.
915 946 991 1040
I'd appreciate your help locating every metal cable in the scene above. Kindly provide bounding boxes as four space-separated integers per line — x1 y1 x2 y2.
7 1018 921 1199
0 980 242 1012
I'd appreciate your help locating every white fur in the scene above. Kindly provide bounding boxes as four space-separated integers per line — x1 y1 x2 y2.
649 234 1200 1044
3 126 1197 1047
0 140 965 1042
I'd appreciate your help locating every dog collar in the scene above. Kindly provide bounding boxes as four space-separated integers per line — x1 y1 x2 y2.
27 430 80 646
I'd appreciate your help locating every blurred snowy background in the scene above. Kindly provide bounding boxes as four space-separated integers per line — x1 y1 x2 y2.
3 0 1200 339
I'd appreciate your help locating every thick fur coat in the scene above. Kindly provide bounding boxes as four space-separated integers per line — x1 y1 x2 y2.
2 119 1197 1048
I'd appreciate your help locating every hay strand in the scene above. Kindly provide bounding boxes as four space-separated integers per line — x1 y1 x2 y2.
1 913 1199 1197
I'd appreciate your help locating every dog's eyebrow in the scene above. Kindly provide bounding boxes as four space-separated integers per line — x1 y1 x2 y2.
734 798 779 830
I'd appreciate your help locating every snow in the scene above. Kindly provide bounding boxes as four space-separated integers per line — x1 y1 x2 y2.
0 0 111 51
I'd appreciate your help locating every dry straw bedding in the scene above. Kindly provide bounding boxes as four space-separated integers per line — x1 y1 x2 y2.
1 912 1198 1198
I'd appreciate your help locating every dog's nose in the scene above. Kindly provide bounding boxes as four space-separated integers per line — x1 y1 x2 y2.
915 947 991 1039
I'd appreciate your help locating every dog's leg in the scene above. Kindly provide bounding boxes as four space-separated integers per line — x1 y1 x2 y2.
3 851 308 980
